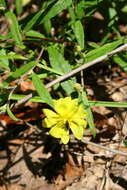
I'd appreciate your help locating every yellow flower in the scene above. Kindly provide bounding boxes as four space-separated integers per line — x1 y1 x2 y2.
42 97 87 144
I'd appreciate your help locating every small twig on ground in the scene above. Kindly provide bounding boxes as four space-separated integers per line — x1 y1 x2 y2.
81 139 127 157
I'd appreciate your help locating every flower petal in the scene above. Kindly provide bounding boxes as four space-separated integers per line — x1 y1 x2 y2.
42 118 56 128
42 109 59 128
43 109 58 118
49 125 69 144
77 104 87 118
49 126 63 138
70 119 87 128
54 97 78 118
71 105 87 120
61 134 69 144
69 122 84 140
42 97 87 144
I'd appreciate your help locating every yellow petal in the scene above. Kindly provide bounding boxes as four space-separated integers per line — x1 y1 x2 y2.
54 97 78 118
49 124 69 138
74 105 87 118
42 109 59 128
78 104 87 117
61 135 69 144
70 119 87 128
69 122 84 140
49 126 63 138
43 109 58 119
42 118 57 128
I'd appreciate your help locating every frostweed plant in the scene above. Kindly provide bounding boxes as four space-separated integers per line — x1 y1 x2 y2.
42 97 87 144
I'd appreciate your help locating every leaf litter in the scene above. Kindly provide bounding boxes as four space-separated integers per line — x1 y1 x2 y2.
0 65 127 190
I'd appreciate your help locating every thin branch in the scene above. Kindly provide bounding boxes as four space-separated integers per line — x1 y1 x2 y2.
36 47 44 61
25 36 74 45
80 70 85 88
14 93 33 108
82 139 127 157
12 43 127 108
46 43 127 88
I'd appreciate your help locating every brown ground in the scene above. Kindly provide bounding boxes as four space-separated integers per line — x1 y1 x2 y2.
1 65 127 190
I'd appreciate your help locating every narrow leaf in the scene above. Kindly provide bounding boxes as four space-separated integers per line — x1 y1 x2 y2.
6 105 19 121
0 53 27 60
24 0 72 31
73 20 84 49
79 90 96 136
0 49 10 70
84 39 125 63
48 46 75 94
41 0 72 23
3 61 37 86
25 30 45 38
24 9 43 32
88 100 127 108
11 94 127 108
32 72 54 107
38 63 63 75
12 61 37 78
113 54 127 72
16 0 23 15
5 11 22 45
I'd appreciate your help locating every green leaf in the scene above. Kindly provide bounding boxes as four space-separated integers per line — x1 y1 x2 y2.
38 63 63 75
88 101 127 108
6 105 19 121
23 9 44 32
3 61 37 86
84 39 124 63
123 140 127 147
0 105 6 113
12 61 37 78
79 90 96 136
76 1 85 19
32 72 54 107
113 53 127 72
48 46 76 94
0 92 8 106
0 53 27 60
24 0 72 31
43 19 52 35
122 5 127 13
68 6 76 22
108 7 117 27
5 11 22 45
25 30 45 38
78 0 98 8
0 0 6 10
0 49 10 70
41 0 72 23
16 0 23 15
72 20 84 49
